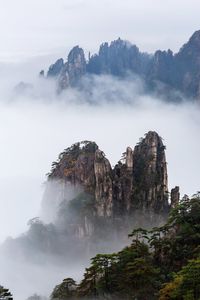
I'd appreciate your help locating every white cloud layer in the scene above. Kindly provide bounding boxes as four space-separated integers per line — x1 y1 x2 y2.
0 32 198 299
0 64 199 244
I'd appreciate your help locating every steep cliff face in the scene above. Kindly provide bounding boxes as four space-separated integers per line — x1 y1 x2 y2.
132 132 168 213
175 30 200 98
47 46 86 90
147 50 174 87
49 141 112 217
87 38 145 76
113 132 169 217
44 132 174 238
47 59 64 78
171 186 180 208
112 148 134 216
49 141 98 195
66 46 86 86
94 149 113 217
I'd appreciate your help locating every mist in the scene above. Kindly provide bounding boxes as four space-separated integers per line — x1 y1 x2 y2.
0 59 199 300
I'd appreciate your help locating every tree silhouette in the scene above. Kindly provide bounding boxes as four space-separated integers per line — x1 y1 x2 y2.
0 286 13 300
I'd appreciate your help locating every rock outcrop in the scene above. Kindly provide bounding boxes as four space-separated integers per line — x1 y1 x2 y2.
94 149 113 217
132 132 168 213
147 49 174 87
47 58 64 78
46 46 86 90
41 30 200 101
87 38 144 76
44 132 175 239
174 30 200 98
48 141 113 220
67 46 86 86
112 132 169 218
171 186 180 208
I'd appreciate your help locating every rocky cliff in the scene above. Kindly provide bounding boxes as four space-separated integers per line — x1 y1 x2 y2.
47 46 86 91
42 30 200 101
2 132 178 264
174 30 200 98
44 132 175 239
87 38 144 76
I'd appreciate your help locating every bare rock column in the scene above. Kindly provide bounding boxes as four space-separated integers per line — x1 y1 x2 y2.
171 186 180 208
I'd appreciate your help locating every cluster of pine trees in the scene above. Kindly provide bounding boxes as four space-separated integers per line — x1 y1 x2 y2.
51 193 200 300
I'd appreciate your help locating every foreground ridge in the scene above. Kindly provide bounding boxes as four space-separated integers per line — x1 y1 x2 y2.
44 131 178 239
51 194 200 300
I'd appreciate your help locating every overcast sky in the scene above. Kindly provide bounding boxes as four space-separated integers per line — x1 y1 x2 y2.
0 0 200 62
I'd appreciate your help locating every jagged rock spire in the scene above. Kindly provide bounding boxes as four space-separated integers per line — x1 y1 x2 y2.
45 132 171 238
67 46 86 86
132 131 169 213
47 59 64 78
42 30 200 101
46 46 86 90
171 186 180 208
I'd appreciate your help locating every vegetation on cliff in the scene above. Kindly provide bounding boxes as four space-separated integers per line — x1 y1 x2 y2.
0 286 13 300
51 193 200 300
46 132 170 238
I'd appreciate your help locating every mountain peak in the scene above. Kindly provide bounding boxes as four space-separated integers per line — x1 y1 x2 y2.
42 30 200 101
68 46 85 64
178 30 200 55
44 132 171 239
189 30 200 44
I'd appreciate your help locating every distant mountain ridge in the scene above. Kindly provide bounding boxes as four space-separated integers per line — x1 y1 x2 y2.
41 30 200 101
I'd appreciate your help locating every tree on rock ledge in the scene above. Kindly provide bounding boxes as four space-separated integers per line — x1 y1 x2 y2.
51 278 77 300
0 286 13 300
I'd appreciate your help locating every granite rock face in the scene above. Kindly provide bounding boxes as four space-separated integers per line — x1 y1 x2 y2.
45 132 176 238
42 30 200 101
132 131 168 213
171 186 180 208
48 141 113 219
49 141 98 190
112 132 169 218
47 59 64 78
174 30 200 98
67 46 86 86
147 50 174 88
87 38 145 76
94 149 113 217
46 46 86 90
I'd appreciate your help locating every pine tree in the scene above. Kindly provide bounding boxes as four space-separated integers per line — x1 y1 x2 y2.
0 286 13 300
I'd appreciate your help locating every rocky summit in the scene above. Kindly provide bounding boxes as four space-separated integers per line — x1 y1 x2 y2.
45 132 177 239
46 46 86 91
41 30 200 101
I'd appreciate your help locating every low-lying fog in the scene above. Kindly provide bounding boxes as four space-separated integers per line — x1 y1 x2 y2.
0 59 199 300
